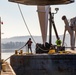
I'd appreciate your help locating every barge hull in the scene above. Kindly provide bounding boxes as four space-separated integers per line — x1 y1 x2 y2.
10 54 76 75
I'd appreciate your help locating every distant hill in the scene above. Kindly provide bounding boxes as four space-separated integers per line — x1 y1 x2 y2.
1 36 42 44
1 34 71 52
2 34 70 46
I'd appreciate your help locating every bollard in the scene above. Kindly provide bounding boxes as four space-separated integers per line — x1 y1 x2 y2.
15 50 18 55
19 50 23 55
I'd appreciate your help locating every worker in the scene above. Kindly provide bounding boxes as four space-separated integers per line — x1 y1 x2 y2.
55 39 62 52
55 39 62 46
25 38 33 53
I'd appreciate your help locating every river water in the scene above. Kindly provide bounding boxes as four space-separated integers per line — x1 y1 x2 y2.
2 52 14 63
1 48 36 63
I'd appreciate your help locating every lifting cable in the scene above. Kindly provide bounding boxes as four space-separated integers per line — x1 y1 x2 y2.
17 3 36 45
3 3 49 62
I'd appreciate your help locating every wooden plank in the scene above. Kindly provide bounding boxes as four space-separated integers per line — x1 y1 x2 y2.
1 62 16 75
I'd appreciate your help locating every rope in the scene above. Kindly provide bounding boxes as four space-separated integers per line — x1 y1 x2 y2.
4 44 26 62
17 4 36 44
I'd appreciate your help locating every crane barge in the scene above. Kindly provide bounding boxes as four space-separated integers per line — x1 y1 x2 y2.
2 0 76 75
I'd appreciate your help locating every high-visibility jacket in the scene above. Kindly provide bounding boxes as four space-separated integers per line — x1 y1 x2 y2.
56 39 62 46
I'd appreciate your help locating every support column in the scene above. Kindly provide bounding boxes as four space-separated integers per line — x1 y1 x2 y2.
49 7 52 45
0 17 1 72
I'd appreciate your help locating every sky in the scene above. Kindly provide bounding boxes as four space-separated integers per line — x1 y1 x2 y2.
0 0 76 39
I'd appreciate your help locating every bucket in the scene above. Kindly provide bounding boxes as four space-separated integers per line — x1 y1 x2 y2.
2 64 6 72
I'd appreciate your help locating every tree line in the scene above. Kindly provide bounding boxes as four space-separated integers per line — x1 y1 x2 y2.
1 42 26 49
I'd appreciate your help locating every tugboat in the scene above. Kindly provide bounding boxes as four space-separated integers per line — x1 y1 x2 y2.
1 0 76 75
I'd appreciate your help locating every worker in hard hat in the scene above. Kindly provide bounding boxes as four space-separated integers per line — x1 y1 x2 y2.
25 38 33 53
55 39 62 46
55 39 62 52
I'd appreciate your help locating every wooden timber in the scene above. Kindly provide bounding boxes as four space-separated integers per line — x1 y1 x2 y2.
1 62 16 75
